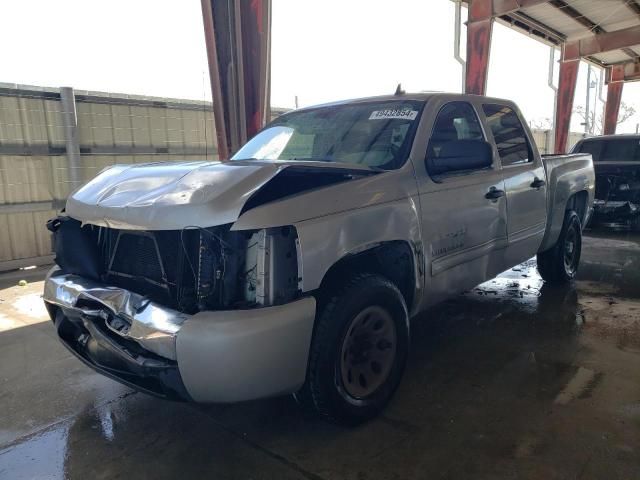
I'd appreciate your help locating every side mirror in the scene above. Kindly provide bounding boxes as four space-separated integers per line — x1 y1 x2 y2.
428 140 493 175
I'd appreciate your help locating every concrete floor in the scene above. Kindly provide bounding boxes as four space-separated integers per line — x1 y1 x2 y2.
1 231 639 480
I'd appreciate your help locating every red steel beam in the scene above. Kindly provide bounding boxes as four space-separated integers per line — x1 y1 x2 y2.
563 25 640 61
465 18 493 95
618 61 640 82
201 0 228 160
554 46 579 153
201 0 271 160
239 0 272 137
465 0 494 95
603 64 625 135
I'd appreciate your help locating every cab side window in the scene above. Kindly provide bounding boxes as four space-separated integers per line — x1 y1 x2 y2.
426 102 487 175
482 104 531 165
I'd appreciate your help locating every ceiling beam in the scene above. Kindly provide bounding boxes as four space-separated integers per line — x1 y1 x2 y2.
606 61 640 82
563 25 640 61
627 0 640 19
548 0 604 34
465 0 551 21
499 10 565 44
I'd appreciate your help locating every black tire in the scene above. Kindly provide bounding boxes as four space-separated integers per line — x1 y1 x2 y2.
295 273 409 425
537 210 582 284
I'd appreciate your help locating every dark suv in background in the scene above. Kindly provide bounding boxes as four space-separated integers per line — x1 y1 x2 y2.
573 134 640 229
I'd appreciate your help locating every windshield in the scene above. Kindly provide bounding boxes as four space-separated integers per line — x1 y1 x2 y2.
231 100 424 170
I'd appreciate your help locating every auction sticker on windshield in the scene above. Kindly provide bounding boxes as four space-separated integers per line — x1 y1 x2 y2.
369 109 418 120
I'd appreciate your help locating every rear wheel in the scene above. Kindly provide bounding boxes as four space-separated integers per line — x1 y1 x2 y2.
537 210 582 284
295 273 409 425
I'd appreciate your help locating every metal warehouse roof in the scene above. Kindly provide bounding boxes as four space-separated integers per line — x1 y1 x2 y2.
466 0 640 68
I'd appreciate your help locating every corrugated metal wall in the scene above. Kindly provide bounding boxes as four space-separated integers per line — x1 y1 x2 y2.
0 83 218 270
531 129 586 154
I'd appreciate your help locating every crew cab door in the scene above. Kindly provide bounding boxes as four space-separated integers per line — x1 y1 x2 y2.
480 103 547 263
415 100 508 306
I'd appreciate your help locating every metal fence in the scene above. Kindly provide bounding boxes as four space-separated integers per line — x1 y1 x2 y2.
0 83 218 271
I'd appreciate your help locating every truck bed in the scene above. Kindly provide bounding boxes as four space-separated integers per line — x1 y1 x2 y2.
538 153 594 252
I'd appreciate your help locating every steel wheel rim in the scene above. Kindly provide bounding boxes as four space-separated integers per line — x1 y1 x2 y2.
339 305 397 399
563 226 578 274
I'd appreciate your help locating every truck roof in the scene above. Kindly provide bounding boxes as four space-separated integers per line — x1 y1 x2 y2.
578 134 640 142
294 92 519 112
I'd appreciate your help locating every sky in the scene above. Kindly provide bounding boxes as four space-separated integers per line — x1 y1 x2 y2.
1 0 639 134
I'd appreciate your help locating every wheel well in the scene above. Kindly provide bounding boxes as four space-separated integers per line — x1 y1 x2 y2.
318 241 416 310
566 190 589 226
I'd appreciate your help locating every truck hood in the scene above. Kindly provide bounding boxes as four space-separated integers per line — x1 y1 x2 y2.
66 160 377 230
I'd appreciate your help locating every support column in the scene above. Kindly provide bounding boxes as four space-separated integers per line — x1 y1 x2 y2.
465 0 493 95
603 64 625 135
554 44 580 153
59 87 82 191
201 0 271 160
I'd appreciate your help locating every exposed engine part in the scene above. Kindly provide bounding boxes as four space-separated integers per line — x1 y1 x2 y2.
49 215 301 313
245 227 299 306
244 233 259 303
195 229 224 310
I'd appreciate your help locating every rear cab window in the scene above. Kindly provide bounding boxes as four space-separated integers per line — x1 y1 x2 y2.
482 104 532 166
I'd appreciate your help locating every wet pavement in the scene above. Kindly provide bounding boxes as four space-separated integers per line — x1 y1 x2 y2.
1 230 639 479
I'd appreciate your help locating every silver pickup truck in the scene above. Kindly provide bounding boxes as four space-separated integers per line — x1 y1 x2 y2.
44 93 594 424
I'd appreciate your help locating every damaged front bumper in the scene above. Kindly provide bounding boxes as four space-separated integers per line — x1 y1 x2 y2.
44 269 188 360
43 268 317 403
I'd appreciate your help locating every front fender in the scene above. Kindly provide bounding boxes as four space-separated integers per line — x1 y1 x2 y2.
292 198 423 297
231 169 424 311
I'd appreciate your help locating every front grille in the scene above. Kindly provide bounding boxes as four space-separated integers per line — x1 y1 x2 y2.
109 233 165 283
97 228 199 312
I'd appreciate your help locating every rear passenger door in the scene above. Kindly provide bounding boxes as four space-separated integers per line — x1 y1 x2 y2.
482 104 547 255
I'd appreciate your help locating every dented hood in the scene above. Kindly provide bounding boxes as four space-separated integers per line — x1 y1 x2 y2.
66 161 286 230
66 160 376 230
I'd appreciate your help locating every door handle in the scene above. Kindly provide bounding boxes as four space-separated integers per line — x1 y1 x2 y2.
485 187 505 200
530 178 546 189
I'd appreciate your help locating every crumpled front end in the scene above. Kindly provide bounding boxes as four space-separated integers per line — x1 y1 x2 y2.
42 159 394 402
44 268 317 403
44 269 188 360
44 269 192 400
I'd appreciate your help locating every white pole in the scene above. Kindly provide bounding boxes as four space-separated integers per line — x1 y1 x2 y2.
453 0 466 93
548 46 558 153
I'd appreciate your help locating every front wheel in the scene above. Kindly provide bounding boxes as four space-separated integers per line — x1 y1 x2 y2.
295 273 409 425
537 210 582 284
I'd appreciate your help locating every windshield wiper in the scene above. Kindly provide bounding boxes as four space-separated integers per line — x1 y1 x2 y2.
290 157 335 163
290 158 385 173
